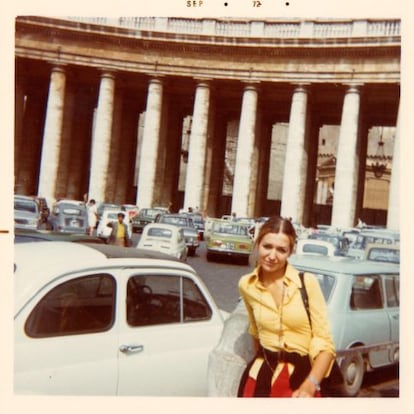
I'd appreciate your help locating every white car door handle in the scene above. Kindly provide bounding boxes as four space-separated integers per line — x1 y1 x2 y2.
119 344 144 354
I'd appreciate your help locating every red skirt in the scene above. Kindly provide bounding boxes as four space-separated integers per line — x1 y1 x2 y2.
238 349 321 398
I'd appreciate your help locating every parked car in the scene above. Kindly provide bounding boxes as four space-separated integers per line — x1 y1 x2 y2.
206 220 253 265
14 195 42 230
131 207 168 233
97 202 121 221
96 209 132 241
295 238 337 256
156 213 200 256
364 243 400 264
14 228 104 244
347 230 400 260
14 242 228 395
137 223 187 261
208 255 399 397
186 213 205 240
48 200 88 234
121 204 139 220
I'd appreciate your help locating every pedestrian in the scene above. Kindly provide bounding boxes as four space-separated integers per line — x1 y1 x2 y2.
37 212 53 230
107 212 132 247
86 199 98 236
237 216 336 398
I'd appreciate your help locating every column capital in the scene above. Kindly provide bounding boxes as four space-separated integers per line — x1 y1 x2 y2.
242 82 261 93
46 63 67 73
193 78 212 88
147 76 164 86
98 70 116 80
343 83 364 93
291 83 310 94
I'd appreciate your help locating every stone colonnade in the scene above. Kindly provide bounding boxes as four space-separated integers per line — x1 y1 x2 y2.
15 63 400 229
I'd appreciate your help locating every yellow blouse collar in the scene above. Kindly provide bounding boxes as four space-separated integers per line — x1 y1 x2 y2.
246 262 303 290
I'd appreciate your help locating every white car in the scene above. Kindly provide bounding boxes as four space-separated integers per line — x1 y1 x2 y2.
14 242 228 395
137 223 188 261
96 209 132 240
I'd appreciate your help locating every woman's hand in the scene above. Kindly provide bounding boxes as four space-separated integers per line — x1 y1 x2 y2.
291 378 317 398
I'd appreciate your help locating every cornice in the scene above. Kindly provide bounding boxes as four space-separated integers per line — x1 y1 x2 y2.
16 17 401 59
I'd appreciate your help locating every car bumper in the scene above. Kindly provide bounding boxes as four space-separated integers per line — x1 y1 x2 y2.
207 248 250 258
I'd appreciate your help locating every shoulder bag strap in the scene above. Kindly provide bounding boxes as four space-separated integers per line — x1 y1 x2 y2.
298 271 312 330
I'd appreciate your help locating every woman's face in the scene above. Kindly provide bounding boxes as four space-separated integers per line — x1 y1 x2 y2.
257 232 293 276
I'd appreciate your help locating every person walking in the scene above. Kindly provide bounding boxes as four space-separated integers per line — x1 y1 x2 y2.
107 212 132 247
86 199 98 236
237 216 336 398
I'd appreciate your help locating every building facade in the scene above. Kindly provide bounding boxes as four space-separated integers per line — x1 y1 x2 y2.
14 16 400 229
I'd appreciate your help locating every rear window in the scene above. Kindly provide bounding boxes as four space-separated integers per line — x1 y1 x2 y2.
302 244 329 256
15 199 38 213
62 208 83 215
148 228 173 238
25 274 116 337
213 223 249 236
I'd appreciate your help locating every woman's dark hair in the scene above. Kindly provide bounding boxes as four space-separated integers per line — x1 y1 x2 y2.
255 216 297 252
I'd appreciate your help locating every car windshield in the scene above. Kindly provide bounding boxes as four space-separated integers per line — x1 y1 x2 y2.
147 228 173 238
367 247 400 264
144 209 165 218
14 199 38 213
213 222 249 236
352 234 396 249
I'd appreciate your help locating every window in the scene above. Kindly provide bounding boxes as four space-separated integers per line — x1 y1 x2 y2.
25 274 116 337
127 274 212 327
384 275 399 307
303 244 329 256
148 227 173 238
314 273 336 302
350 275 383 310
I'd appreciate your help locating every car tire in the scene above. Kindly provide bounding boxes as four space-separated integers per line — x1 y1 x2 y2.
206 252 214 262
188 247 196 257
338 352 365 397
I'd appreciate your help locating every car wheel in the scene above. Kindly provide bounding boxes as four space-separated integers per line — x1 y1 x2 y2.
338 352 364 397
206 252 214 262
188 247 196 257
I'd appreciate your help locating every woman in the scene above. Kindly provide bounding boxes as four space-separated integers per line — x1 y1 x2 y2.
237 216 335 398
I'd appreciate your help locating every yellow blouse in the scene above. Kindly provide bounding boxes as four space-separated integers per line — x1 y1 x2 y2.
116 223 126 239
238 263 336 362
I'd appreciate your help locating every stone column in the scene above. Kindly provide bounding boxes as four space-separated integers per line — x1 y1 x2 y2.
331 85 361 227
137 78 164 208
88 72 115 202
38 66 66 200
387 108 400 230
184 81 210 211
231 84 259 217
280 85 309 222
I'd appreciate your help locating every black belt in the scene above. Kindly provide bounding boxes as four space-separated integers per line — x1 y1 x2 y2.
258 347 305 366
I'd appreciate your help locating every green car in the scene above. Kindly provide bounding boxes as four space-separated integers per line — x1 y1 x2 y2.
206 220 253 265
131 207 168 233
